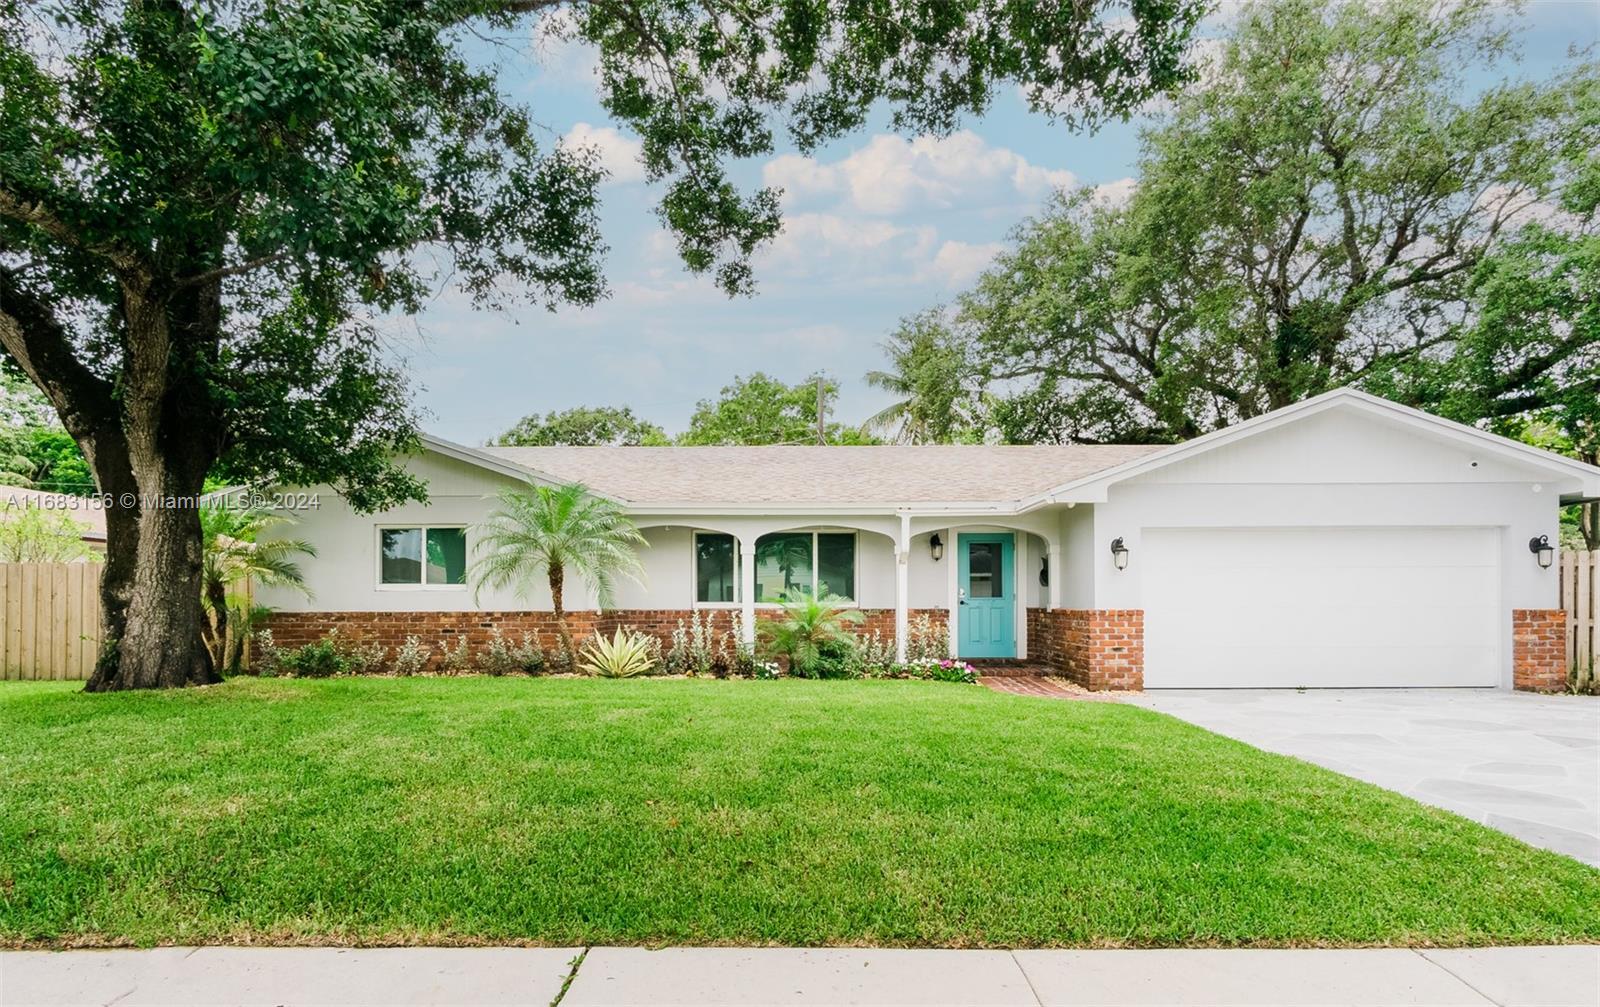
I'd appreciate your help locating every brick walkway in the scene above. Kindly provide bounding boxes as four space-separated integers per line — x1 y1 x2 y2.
979 675 1124 701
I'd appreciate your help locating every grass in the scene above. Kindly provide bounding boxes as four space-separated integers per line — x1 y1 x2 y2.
1 677 1597 949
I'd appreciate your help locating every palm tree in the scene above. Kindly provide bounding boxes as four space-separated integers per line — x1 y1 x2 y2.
862 310 976 444
200 503 315 674
762 595 865 677
472 481 645 661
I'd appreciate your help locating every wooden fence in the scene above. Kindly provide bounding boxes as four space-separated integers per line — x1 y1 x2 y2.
0 562 102 681
1562 550 1597 675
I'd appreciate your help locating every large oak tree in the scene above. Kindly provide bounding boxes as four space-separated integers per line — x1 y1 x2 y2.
0 0 1204 689
929 0 1598 445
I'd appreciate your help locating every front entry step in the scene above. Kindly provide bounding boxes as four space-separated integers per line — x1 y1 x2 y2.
966 660 1053 678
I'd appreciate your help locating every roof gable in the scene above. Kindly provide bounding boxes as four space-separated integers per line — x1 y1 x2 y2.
1024 389 1600 504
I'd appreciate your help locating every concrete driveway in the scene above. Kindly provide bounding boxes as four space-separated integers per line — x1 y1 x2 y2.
1129 689 1600 865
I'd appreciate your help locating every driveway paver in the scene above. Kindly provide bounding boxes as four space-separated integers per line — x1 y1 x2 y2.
1129 689 1600 864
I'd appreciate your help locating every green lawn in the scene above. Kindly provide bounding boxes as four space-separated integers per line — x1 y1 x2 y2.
1 678 1596 949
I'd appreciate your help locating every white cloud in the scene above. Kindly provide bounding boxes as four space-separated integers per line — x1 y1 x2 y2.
755 213 936 280
763 131 1076 216
562 122 646 185
528 9 601 85
923 240 1005 287
1090 177 1139 208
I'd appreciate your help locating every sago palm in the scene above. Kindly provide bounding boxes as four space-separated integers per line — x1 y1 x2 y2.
472 481 645 661
762 595 864 677
200 503 315 673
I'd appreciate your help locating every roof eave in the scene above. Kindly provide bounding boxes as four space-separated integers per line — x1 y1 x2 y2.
418 434 630 504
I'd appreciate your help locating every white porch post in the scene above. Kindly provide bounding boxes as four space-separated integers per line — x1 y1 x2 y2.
1047 544 1062 610
895 512 911 663
739 536 757 647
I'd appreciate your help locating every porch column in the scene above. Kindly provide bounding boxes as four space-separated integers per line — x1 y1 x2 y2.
739 535 757 647
895 513 911 663
1047 545 1062 610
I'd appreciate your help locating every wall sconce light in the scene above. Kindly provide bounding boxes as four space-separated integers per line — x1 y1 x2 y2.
929 533 944 562
1528 534 1554 569
1110 537 1129 571
1039 556 1049 587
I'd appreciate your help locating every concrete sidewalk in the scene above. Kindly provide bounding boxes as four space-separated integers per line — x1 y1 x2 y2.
3 945 1597 1007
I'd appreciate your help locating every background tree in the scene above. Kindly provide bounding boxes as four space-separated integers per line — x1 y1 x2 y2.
473 481 644 661
862 311 981 444
0 505 99 563
679 372 877 445
1396 155 1599 548
916 0 1598 444
199 503 314 674
493 406 668 447
1 0 1204 690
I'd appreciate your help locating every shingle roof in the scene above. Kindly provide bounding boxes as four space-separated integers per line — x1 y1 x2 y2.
475 444 1167 506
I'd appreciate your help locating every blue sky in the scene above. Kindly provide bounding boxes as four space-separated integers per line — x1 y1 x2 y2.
402 3 1599 445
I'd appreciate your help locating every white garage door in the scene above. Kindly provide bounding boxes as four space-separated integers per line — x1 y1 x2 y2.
1143 527 1500 689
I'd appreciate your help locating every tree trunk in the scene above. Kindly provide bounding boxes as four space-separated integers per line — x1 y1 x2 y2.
83 282 223 691
113 496 217 688
549 561 574 667
201 576 229 672
81 428 140 690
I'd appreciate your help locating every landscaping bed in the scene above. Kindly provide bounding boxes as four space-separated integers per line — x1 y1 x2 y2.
1 677 1596 948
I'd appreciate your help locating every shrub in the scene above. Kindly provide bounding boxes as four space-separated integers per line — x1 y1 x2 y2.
855 629 897 678
253 629 284 677
480 628 545 676
279 637 347 678
929 659 978 684
753 659 782 679
341 637 389 676
579 627 659 678
905 613 948 662
762 596 865 678
437 636 473 675
809 636 858 680
392 635 429 677
665 610 718 676
722 610 758 677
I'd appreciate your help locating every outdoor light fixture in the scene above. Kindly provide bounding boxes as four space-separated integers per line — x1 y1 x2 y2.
1528 534 1555 569
1110 537 1130 571
929 533 944 561
1039 556 1049 587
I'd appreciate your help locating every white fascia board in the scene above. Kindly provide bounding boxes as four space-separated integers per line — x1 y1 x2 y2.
625 500 1024 517
417 434 631 504
1017 387 1600 508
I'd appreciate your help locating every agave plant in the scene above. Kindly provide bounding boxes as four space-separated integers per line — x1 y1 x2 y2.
579 627 659 678
762 596 864 678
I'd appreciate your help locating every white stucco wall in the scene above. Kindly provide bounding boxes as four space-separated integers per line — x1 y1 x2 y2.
1086 408 1565 613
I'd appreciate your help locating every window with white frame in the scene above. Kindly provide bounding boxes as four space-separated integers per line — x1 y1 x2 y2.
694 531 856 604
379 526 467 587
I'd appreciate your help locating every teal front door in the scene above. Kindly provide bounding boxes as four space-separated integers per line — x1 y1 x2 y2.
957 533 1015 658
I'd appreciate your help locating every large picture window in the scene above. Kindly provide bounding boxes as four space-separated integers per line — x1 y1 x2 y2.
693 531 858 604
380 526 467 587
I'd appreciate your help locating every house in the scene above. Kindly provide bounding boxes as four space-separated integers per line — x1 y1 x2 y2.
259 389 1600 691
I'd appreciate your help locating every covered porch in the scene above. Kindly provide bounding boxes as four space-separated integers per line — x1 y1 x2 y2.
625 508 1073 664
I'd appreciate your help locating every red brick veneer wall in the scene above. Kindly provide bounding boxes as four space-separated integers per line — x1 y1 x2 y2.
1026 608 1144 691
263 608 949 671
1512 609 1567 693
